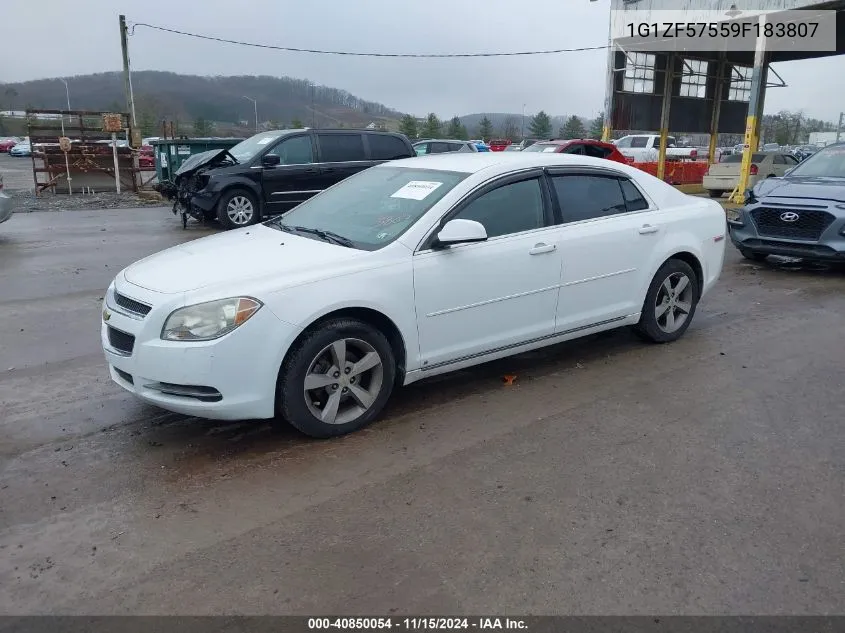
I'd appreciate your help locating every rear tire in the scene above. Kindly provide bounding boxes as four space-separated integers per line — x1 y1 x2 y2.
707 190 725 198
217 188 259 230
277 318 396 438
634 259 700 344
739 248 767 262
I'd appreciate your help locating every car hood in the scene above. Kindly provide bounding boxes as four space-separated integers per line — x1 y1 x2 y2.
122 224 368 294
174 149 235 177
754 176 845 203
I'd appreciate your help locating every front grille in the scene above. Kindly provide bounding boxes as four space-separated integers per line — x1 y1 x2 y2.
750 208 835 240
107 326 135 355
114 291 151 317
742 239 841 257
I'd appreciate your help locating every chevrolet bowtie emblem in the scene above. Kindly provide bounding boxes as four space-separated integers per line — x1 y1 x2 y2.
103 309 111 322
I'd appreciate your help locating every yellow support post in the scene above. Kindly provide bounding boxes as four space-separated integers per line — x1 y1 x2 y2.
708 56 726 165
656 54 675 182
731 15 767 204
601 38 615 142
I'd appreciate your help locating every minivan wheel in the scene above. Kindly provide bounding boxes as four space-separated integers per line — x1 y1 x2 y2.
217 189 259 229
277 318 396 438
633 259 699 343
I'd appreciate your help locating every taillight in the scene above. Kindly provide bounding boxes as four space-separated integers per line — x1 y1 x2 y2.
690 149 698 159
750 164 759 175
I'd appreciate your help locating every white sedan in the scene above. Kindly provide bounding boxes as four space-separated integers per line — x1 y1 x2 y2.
102 153 726 437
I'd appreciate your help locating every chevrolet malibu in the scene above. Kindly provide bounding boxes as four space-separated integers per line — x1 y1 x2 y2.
102 153 726 438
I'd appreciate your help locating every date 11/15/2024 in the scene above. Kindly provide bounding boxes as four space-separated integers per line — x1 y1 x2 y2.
308 617 528 630
627 20 818 40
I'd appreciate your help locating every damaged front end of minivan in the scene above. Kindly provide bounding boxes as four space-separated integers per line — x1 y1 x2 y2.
155 149 238 229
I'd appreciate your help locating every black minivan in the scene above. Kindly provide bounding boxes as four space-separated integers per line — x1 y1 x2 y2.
164 129 415 229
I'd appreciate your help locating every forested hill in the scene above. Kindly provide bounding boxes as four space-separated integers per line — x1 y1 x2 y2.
0 71 405 132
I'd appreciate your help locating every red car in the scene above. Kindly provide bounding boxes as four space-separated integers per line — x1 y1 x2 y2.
521 139 628 164
488 138 512 152
0 138 20 153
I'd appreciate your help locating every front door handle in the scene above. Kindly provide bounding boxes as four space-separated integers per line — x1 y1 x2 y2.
529 243 556 255
638 224 660 235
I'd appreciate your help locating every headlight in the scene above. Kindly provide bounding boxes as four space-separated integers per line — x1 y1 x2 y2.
725 207 744 225
161 297 262 341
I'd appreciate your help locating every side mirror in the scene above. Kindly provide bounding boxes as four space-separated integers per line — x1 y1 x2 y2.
434 219 488 248
262 154 281 167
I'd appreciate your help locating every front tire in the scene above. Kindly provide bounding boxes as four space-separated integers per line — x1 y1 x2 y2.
634 259 700 343
277 318 396 438
217 188 259 230
707 190 725 198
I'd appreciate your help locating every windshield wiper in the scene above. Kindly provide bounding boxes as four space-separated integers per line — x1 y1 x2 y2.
276 223 355 248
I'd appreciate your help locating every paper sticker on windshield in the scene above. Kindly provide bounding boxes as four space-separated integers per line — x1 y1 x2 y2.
256 138 275 145
542 147 557 153
391 181 443 200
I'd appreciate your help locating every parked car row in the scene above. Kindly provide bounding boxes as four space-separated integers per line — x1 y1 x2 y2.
0 137 22 152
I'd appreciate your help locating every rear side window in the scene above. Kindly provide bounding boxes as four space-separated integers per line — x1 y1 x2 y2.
369 134 412 160
429 142 455 154
318 133 366 162
773 154 786 164
552 175 628 223
583 144 611 159
619 179 649 211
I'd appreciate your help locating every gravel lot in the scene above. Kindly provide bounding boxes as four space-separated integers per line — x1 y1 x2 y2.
1 200 844 615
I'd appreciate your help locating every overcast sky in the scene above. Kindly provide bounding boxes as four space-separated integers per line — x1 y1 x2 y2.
3 0 843 122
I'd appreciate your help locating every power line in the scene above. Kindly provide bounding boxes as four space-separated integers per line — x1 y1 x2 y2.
128 22 609 57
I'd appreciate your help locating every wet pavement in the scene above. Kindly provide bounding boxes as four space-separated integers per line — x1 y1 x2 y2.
1 207 844 615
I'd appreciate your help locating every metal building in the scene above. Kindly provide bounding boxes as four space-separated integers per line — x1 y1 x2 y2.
602 0 845 201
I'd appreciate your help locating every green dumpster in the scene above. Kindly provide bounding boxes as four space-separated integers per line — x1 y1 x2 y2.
151 137 244 182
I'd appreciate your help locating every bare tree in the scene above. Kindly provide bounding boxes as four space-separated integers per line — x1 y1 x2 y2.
501 116 520 141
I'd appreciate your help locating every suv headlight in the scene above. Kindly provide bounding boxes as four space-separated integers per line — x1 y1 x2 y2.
161 297 262 341
725 207 744 225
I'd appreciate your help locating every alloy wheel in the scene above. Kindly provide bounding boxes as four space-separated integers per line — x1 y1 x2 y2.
303 338 384 425
226 196 254 225
655 272 693 334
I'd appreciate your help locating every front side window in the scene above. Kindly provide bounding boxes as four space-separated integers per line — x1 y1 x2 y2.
630 137 649 148
453 178 545 239
414 143 429 156
270 166 468 250
318 133 366 162
271 135 313 165
615 137 633 148
429 142 455 154
552 175 628 223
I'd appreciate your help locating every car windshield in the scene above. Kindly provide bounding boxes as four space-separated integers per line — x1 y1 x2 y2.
228 131 286 162
267 166 469 250
787 144 845 178
522 143 560 153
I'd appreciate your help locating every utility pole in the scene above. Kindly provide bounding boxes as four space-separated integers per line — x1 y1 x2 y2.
836 111 844 143
118 15 137 126
243 96 258 132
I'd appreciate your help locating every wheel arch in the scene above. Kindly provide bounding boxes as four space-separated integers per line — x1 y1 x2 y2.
274 306 408 414
216 181 263 215
664 250 704 295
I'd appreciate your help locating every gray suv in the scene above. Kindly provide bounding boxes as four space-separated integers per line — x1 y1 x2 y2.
728 143 845 263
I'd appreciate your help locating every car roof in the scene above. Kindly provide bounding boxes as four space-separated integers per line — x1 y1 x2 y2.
383 151 639 176
413 139 470 144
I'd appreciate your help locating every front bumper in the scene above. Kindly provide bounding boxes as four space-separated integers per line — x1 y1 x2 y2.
101 280 302 420
728 207 845 261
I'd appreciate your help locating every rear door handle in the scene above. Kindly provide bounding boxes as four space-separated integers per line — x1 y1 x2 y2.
529 243 556 255
638 224 660 235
